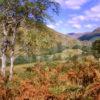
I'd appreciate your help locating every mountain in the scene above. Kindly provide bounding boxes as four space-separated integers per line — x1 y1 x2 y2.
79 27 100 41
68 32 86 39
93 27 100 33
19 24 81 56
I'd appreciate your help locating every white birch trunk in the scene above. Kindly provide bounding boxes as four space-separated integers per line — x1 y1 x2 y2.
9 52 14 81
1 22 8 77
1 53 6 77
9 22 17 80
3 23 7 36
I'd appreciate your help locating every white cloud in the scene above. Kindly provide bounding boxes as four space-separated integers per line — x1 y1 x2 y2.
67 19 82 29
66 3 100 30
47 20 64 29
48 2 100 32
91 4 100 13
72 24 82 29
84 4 100 21
68 15 86 24
55 0 89 9
68 18 79 24
47 24 56 29
85 24 96 29
78 15 86 21
65 0 89 9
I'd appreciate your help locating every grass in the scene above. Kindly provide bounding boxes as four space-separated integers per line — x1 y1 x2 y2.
6 63 35 73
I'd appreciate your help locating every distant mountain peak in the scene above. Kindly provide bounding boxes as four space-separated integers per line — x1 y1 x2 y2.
79 27 100 41
93 27 100 33
68 33 76 35
68 32 86 39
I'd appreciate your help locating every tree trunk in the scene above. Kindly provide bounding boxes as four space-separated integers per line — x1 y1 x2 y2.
1 53 6 78
1 22 8 78
9 25 16 80
9 51 14 81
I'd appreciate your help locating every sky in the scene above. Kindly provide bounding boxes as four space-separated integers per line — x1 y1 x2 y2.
47 0 100 34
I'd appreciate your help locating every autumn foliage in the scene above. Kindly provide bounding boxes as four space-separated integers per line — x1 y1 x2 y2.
0 55 100 100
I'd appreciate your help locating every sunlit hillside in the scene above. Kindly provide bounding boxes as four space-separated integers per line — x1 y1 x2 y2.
19 25 81 56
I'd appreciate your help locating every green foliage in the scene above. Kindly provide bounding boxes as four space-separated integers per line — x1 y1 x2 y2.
49 85 82 95
0 0 60 59
0 0 4 4
6 80 20 90
0 0 59 22
46 61 58 68
18 69 37 80
64 85 82 93
49 85 66 95
82 45 92 55
92 39 100 58
61 66 70 73
56 42 64 53
72 45 81 49
15 55 36 65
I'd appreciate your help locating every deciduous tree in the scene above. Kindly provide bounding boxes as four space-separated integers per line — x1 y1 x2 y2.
0 0 59 80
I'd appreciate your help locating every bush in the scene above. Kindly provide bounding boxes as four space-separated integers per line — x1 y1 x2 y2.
15 55 36 65
92 40 100 58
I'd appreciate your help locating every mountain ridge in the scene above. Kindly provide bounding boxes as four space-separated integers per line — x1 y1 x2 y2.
68 27 100 41
79 27 100 41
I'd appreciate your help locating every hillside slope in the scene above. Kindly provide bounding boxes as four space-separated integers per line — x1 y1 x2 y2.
19 25 81 56
79 27 100 41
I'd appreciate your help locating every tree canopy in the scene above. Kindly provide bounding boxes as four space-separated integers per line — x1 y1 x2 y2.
0 0 59 24
0 0 60 79
0 0 60 56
